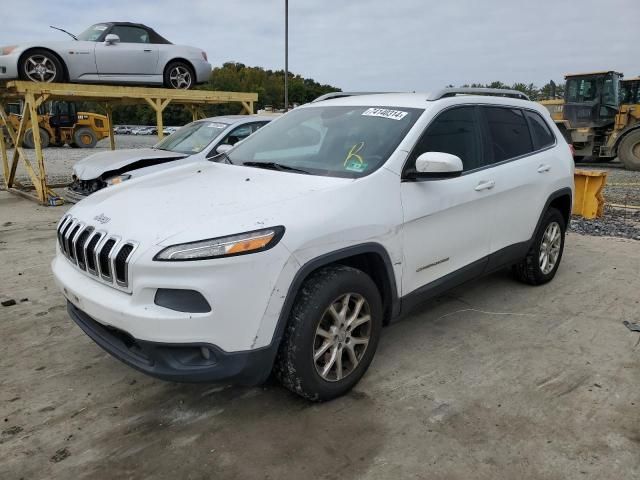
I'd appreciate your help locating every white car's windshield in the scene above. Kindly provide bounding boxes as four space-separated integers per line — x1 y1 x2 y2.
225 105 423 178
77 24 110 41
154 121 227 154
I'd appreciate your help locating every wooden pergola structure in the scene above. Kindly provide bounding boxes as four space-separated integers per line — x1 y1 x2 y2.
0 81 258 205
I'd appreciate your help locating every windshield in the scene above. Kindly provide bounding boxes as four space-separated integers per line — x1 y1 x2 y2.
225 105 423 177
154 121 227 154
77 24 110 41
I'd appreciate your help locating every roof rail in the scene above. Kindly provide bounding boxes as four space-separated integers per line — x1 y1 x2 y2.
428 88 530 101
312 92 394 102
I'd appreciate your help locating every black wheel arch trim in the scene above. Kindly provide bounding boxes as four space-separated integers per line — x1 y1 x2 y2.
268 242 400 347
531 187 572 244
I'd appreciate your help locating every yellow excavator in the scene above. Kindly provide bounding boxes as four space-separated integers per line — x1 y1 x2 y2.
1 101 110 149
540 71 640 170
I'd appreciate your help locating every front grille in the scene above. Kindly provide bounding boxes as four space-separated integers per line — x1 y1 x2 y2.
57 215 138 291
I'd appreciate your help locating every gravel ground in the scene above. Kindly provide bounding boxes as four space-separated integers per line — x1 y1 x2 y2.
2 144 639 240
571 161 640 240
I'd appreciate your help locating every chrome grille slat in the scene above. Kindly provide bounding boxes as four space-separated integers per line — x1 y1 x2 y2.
57 216 137 292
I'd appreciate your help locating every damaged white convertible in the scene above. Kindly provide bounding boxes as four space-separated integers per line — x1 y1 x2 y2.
65 115 273 202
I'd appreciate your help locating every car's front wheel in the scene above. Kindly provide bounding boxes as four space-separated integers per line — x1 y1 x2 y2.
19 49 65 84
163 61 195 89
513 207 566 285
274 265 382 401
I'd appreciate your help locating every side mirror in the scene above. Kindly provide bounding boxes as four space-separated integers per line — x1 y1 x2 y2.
216 144 233 154
410 152 463 179
104 34 120 45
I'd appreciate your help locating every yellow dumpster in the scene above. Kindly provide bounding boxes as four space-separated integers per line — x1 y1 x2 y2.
573 169 607 219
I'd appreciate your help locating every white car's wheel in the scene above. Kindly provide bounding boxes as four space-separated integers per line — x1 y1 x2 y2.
164 61 194 89
19 49 65 83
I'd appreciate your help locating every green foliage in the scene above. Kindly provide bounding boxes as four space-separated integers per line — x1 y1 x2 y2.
79 63 341 127
460 80 565 101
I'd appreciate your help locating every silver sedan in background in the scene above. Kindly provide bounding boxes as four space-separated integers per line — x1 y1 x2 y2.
65 115 277 202
0 22 211 89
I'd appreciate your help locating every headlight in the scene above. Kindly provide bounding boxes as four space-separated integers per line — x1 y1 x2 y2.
105 174 131 186
154 226 285 261
1 46 17 55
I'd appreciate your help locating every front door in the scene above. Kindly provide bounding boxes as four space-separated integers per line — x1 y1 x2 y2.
400 106 493 296
95 25 159 77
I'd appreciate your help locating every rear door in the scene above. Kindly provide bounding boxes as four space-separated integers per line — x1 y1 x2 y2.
95 25 159 77
400 106 492 296
478 106 555 256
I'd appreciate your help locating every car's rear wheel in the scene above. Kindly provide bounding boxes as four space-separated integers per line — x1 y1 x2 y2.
513 207 566 285
73 127 98 148
163 61 195 89
23 127 50 149
274 265 382 401
19 49 64 83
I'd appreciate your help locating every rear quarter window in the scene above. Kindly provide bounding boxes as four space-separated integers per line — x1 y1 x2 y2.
483 107 533 163
524 110 555 150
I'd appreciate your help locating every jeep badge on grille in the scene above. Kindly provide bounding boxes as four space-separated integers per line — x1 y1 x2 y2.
94 213 111 224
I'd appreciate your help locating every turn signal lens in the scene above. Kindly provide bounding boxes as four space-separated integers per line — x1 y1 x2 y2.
154 226 285 261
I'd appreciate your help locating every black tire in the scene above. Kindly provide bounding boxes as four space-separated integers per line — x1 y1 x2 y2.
23 127 50 149
163 61 195 89
618 130 640 171
19 49 65 83
513 208 566 286
72 127 98 148
274 265 383 401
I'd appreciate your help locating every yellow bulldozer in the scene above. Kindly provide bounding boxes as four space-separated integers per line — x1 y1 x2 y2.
1 101 110 149
540 71 640 170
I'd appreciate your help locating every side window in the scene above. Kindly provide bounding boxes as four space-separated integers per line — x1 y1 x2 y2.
524 111 555 150
110 26 150 44
219 124 254 146
409 106 481 172
483 107 533 163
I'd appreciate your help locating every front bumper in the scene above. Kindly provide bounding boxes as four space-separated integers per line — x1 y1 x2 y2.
63 187 89 204
67 302 274 384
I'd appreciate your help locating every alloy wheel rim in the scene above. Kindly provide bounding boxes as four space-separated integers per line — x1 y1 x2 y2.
539 221 562 275
313 292 371 382
25 55 57 83
169 66 192 89
632 141 640 159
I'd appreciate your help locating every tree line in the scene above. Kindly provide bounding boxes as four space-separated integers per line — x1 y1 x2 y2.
76 64 565 126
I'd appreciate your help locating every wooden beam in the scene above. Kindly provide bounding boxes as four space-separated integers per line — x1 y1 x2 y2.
26 93 47 203
6 81 258 104
105 104 115 150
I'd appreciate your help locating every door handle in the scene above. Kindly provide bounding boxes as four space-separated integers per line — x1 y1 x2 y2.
143 49 152 52
474 180 495 191
537 164 551 173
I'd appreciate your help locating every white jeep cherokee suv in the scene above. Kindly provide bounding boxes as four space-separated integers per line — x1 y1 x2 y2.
52 89 574 401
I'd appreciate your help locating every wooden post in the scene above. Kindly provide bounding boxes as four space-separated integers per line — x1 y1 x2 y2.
26 93 47 203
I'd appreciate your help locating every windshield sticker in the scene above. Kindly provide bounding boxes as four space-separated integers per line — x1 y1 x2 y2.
94 25 108 31
362 108 408 121
207 123 227 129
345 159 368 173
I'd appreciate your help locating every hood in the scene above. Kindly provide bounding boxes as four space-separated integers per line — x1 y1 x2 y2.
68 161 351 247
73 148 187 180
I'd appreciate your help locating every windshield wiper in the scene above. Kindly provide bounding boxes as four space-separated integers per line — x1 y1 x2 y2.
50 25 78 41
242 161 311 174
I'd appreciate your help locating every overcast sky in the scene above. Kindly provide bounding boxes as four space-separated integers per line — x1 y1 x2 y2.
2 0 639 91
